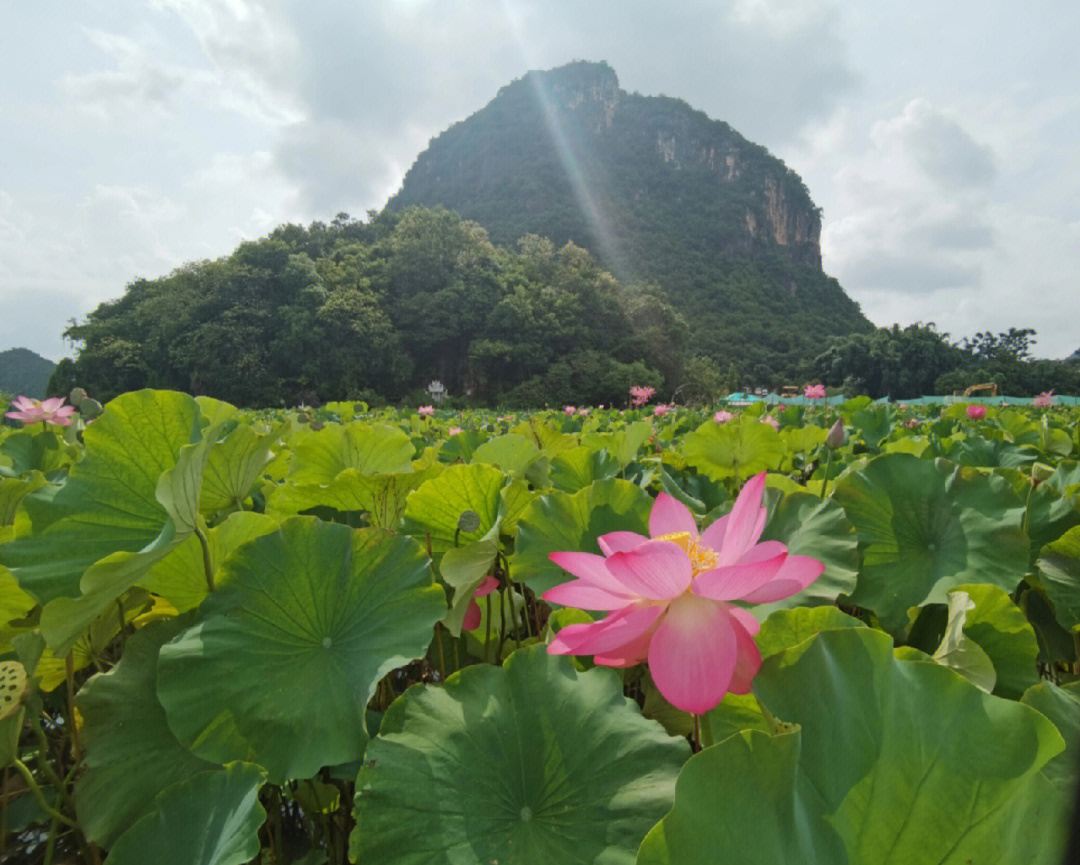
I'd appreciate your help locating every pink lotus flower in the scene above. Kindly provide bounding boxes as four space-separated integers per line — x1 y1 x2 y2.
905 418 921 428
418 405 435 416
544 474 824 713
761 415 779 430
577 408 591 416
564 405 576 415
5 396 77 427
448 426 463 436
966 405 987 420
713 410 733 424
462 576 499 631
630 385 656 407
804 383 827 399
1033 390 1055 407
653 404 671 416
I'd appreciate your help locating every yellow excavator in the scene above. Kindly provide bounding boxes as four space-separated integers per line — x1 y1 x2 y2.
955 382 999 397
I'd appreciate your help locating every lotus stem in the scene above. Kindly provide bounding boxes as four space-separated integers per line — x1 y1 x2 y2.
195 524 215 593
483 593 493 664
820 447 834 499
65 653 82 765
692 714 701 752
11 759 77 829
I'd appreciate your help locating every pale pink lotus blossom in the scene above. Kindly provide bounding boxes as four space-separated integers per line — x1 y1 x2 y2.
448 426 463 436
5 396 77 427
630 385 656 407
905 418 921 428
653 404 671 416
598 404 605 410
898 403 908 410
966 405 987 420
577 408 591 416
418 405 435 416
544 474 824 714
713 410 733 424
804 383 827 399
564 405 576 415
462 576 499 631
1033 390 1055 407
761 415 779 430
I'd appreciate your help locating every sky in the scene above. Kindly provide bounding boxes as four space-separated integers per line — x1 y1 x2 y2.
2 0 1078 362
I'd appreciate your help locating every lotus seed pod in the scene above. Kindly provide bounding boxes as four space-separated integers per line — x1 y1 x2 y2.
80 398 103 419
310 419 325 431
457 510 481 533
68 387 87 407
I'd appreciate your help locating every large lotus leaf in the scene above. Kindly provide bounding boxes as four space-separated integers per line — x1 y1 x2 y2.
1036 523 1080 631
991 681 1080 863
352 644 689 865
199 419 290 513
105 763 265 865
157 518 445 783
0 390 204 606
946 435 1039 468
1046 459 1080 495
512 479 652 596
287 422 414 484
754 605 865 659
499 479 535 535
39 419 216 654
548 445 621 493
752 490 859 614
76 617 218 847
0 429 74 477
400 463 507 555
512 420 577 458
471 434 540 477
0 566 35 631
267 465 441 530
0 473 47 533
681 415 784 482
636 628 1064 865
949 582 1040 699
832 454 1029 632
139 512 278 612
994 467 1080 564
581 421 651 468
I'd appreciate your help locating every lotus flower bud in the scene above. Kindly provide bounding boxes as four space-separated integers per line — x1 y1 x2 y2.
825 419 844 450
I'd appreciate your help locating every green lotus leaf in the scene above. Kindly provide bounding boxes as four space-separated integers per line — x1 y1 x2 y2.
156 518 445 783
0 429 73 477
0 390 204 607
138 512 278 612
637 628 1065 865
931 590 997 693
401 463 507 556
581 421 651 468
498 479 535 535
76 617 218 847
994 467 1080 565
949 582 1040 699
832 454 1029 632
0 473 47 533
194 395 239 426
681 415 785 482
754 605 865 659
267 465 441 530
0 566 35 634
512 479 652 596
352 644 689 865
852 406 891 448
287 422 414 484
753 490 859 614
200 419 290 513
1036 523 1080 631
440 537 499 636
39 418 217 654
946 436 1039 468
1046 459 1080 495
105 763 266 865
1019 584 1077 663
548 445 621 493
471 434 540 477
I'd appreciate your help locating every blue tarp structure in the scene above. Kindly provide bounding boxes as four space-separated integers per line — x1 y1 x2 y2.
719 393 1080 407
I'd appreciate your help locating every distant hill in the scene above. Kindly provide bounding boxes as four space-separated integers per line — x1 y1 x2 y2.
390 61 872 380
0 348 55 398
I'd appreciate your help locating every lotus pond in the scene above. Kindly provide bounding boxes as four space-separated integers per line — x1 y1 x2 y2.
1 390 1078 864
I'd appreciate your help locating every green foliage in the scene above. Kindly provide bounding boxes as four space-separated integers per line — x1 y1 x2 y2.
0 348 56 399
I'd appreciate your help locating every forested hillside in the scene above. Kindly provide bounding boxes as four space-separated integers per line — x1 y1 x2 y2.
51 209 684 407
0 347 55 398
390 61 873 379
